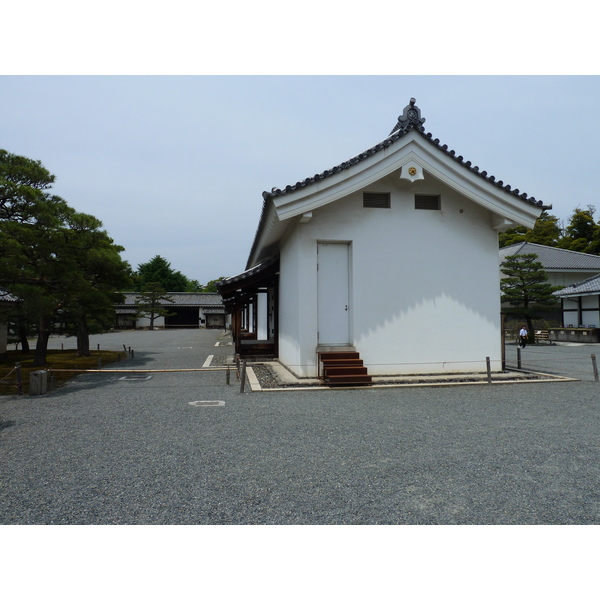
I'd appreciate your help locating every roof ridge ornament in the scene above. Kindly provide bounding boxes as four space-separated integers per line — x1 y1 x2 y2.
389 98 426 136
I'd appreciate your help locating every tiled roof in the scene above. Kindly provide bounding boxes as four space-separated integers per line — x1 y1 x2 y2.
248 98 550 269
555 274 600 297
261 98 549 211
219 254 279 289
500 242 600 271
0 289 19 303
116 292 224 307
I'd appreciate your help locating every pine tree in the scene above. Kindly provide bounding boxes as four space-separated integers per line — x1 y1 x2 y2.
134 283 175 330
500 253 561 343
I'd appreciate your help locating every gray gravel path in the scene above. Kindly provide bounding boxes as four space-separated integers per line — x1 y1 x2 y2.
1 330 600 524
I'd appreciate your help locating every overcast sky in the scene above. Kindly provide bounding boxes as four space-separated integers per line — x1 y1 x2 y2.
3 75 600 284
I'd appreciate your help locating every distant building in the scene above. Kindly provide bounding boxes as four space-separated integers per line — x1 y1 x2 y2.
114 292 227 329
0 289 19 358
499 242 600 288
554 274 600 332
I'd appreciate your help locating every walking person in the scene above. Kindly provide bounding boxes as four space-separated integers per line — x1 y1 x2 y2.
519 325 528 348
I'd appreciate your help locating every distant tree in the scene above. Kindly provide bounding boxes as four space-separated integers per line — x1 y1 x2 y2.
500 253 561 343
185 279 202 293
499 211 562 248
201 277 227 293
558 207 600 254
135 255 189 292
134 283 175 330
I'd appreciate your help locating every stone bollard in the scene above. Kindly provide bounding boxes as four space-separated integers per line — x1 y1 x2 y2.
29 370 48 396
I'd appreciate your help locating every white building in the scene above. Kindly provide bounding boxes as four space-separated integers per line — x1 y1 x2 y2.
554 275 600 339
219 99 548 382
0 290 19 359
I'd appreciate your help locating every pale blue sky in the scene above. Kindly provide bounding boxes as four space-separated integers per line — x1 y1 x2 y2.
2 75 599 283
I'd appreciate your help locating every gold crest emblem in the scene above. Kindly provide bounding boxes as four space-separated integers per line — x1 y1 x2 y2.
408 167 417 176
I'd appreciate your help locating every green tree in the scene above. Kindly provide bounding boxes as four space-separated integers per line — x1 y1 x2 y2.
134 283 175 330
201 277 227 293
499 211 562 248
135 255 189 291
500 253 561 343
0 149 56 222
60 213 132 355
1 149 131 363
558 207 600 254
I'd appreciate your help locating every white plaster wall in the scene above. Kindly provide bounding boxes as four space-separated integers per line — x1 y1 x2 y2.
257 293 268 339
0 321 7 356
548 272 600 288
278 226 320 374
279 171 505 376
136 316 165 329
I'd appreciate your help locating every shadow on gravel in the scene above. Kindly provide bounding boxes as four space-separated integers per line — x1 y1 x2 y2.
0 419 16 431
46 352 159 397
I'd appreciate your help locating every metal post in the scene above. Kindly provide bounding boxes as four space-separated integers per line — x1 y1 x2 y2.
486 356 492 384
240 360 247 393
592 354 599 382
15 363 22 396
517 347 522 370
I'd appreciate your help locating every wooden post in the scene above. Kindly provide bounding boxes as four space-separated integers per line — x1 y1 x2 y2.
517 347 522 370
501 313 506 371
486 356 492 384
48 368 55 391
592 354 599 382
226 366 231 385
240 360 247 393
15 363 22 396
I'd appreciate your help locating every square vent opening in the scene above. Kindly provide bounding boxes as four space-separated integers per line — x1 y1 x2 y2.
363 192 391 209
415 195 441 210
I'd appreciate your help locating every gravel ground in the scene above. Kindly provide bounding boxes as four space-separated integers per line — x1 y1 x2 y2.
1 329 600 525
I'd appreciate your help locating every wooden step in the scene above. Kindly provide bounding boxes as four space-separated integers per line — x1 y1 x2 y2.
318 351 361 361
320 350 372 387
322 360 364 370
326 374 373 386
323 366 369 377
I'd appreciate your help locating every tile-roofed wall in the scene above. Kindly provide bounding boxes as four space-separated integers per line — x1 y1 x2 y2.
500 242 600 271
116 292 224 307
555 274 600 296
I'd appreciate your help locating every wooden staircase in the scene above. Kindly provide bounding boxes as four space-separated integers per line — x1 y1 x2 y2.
319 351 372 387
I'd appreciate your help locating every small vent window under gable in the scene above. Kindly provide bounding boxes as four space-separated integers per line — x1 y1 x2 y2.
363 192 390 209
415 194 441 210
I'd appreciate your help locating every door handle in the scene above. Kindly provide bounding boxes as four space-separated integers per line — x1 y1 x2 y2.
345 305 348 311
